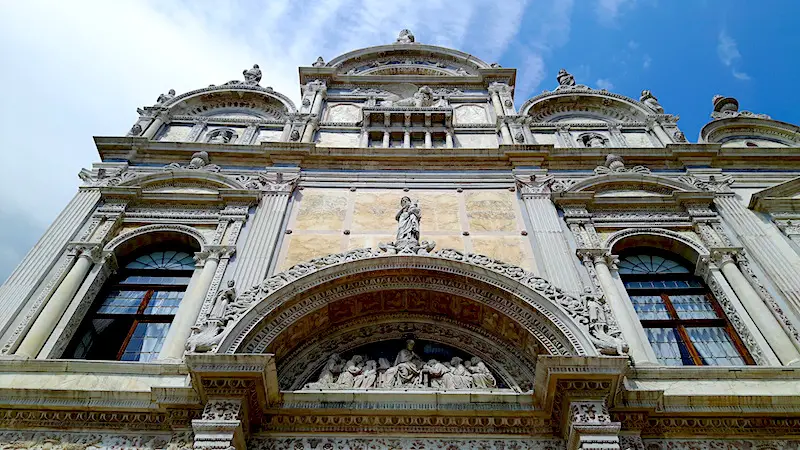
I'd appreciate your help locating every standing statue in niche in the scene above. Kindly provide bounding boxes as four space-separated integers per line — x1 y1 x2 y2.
379 197 435 255
640 90 665 114
243 64 262 85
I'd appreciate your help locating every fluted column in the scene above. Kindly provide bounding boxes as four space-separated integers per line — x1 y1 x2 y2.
231 181 297 289
382 131 390 148
516 176 584 294
158 247 232 360
424 131 432 148
583 251 658 365
15 245 100 358
714 193 800 318
0 189 100 340
712 250 800 365
403 131 411 148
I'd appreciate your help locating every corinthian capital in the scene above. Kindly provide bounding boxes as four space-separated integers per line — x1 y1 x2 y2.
710 247 742 266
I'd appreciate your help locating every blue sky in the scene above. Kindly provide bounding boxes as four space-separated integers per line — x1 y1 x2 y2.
0 0 798 281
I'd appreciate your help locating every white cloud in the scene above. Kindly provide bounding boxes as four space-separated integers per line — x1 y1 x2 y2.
717 29 751 81
516 0 575 98
595 0 635 24
717 29 741 66
628 40 639 50
643 54 652 69
596 78 615 91
0 0 530 280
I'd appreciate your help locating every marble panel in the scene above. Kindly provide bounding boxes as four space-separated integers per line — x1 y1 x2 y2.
417 193 461 232
352 191 406 232
465 191 517 232
532 132 557 145
317 131 361 147
158 124 192 142
257 129 283 143
622 131 654 147
326 103 362 122
454 133 499 148
281 235 342 270
471 236 532 270
454 104 488 124
294 190 348 231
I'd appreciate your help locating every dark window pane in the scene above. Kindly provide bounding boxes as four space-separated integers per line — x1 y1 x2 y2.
629 295 671 320
125 251 196 270
686 327 746 366
618 254 690 275
644 327 693 366
97 290 146 314
671 295 719 319
144 291 184 315
120 322 171 362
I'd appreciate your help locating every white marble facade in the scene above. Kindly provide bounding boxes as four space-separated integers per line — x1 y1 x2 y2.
1 29 799 450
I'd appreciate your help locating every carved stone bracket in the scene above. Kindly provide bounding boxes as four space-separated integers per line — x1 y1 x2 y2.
186 354 279 450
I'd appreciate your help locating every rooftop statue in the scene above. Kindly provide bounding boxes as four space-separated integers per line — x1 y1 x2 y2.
555 69 587 90
312 56 325 67
156 89 176 105
640 90 664 114
711 95 770 120
243 64 262 86
395 28 416 44
556 69 575 87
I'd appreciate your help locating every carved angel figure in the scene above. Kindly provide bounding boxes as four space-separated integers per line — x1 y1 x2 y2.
584 290 629 356
209 280 236 320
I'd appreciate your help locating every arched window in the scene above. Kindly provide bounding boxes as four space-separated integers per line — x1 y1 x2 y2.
618 251 753 366
64 250 196 362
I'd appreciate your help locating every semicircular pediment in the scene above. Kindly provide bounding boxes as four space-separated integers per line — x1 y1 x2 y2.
328 44 490 78
165 87 295 121
565 173 699 194
521 91 653 124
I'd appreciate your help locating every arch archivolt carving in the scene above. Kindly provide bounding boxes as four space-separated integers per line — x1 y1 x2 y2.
218 254 596 360
604 227 708 257
116 170 247 190
163 85 297 116
279 313 538 392
565 173 699 194
104 223 207 253
242 273 568 358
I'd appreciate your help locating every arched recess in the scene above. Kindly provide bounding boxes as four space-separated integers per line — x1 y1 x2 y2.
104 224 207 256
216 253 600 391
605 228 707 264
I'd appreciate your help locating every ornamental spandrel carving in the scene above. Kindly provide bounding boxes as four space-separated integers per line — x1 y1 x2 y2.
233 172 299 192
0 431 193 450
678 174 734 193
515 174 575 196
